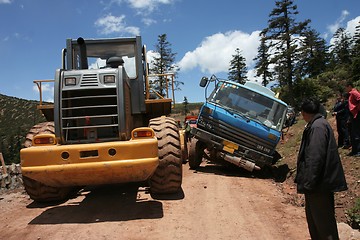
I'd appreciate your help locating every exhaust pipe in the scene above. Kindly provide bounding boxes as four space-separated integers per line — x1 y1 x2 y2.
219 152 260 172
77 37 88 69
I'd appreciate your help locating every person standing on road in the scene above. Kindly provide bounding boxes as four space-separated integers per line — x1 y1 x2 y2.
295 98 348 240
332 92 350 148
345 81 360 157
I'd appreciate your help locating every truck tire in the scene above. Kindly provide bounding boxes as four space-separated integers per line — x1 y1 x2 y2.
188 139 204 169
149 116 182 195
22 122 75 202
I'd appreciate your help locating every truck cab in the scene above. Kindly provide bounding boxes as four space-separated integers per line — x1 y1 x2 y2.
189 76 288 171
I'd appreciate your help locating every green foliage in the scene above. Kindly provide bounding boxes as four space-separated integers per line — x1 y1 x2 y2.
182 96 189 115
279 77 332 109
261 0 310 106
0 94 45 164
346 197 360 229
172 102 203 115
254 33 273 86
228 48 248 84
150 34 182 97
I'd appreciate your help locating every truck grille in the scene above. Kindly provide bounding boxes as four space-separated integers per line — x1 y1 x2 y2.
198 115 275 155
61 87 119 143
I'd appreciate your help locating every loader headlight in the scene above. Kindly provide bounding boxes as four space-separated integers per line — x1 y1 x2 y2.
104 75 115 84
64 77 76 86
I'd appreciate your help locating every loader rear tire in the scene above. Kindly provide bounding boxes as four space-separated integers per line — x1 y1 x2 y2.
188 139 204 170
149 116 182 195
22 122 75 202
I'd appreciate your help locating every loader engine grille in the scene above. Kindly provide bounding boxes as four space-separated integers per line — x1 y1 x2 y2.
80 73 99 87
61 87 119 143
197 114 275 155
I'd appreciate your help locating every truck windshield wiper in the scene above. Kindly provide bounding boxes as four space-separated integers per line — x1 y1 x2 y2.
223 106 250 122
248 117 270 130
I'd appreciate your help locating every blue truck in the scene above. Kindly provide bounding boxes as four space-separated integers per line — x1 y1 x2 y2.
189 76 288 172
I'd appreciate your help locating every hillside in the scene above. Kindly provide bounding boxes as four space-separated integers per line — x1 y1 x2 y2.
0 94 45 164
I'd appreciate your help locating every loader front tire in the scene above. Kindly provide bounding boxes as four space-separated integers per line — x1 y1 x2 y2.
149 116 182 195
22 122 75 202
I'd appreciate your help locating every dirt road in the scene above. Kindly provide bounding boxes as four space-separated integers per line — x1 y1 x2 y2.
1 160 315 240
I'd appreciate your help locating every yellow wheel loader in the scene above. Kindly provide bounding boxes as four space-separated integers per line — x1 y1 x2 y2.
20 37 184 202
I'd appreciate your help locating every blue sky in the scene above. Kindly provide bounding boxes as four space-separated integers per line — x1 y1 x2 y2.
1 0 360 104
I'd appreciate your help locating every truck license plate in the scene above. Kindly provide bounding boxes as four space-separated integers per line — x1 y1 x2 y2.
222 140 238 154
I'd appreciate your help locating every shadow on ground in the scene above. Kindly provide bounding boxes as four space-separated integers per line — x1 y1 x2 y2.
27 183 164 224
190 161 290 183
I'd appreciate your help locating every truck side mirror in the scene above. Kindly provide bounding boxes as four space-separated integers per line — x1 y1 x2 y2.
199 77 208 88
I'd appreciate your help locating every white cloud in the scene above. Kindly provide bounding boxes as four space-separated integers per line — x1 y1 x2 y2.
178 30 261 74
32 83 54 103
0 0 12 4
89 58 107 69
95 14 140 36
142 18 157 26
110 0 173 12
345 16 360 36
329 15 360 46
327 10 350 35
146 50 159 68
32 83 53 93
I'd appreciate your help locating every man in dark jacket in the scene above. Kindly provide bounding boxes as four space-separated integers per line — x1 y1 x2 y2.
295 98 347 240
332 92 350 148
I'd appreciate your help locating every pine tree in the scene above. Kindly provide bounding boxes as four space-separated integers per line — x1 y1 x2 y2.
254 33 273 86
228 48 248 84
150 34 181 97
296 28 328 78
262 0 310 104
351 22 360 82
183 96 189 115
330 27 352 66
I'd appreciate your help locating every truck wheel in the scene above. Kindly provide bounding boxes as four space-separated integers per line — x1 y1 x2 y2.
188 139 204 169
149 116 182 195
22 122 75 202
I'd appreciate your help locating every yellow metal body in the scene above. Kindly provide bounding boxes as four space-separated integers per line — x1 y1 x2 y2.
21 137 159 187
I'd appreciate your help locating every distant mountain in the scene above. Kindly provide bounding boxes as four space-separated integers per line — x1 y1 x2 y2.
0 93 45 164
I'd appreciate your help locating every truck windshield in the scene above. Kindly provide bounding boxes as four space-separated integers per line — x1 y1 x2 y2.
208 81 287 131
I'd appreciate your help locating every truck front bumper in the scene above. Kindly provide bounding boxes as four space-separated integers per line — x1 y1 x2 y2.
20 138 159 187
191 127 273 167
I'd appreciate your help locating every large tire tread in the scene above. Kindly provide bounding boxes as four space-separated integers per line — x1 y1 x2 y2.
149 116 182 194
22 176 73 203
188 139 204 169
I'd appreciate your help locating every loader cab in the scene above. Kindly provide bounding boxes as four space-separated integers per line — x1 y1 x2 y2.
63 37 145 113
35 36 176 144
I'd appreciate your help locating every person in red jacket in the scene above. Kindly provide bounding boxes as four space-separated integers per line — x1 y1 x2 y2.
345 82 360 157
296 98 347 240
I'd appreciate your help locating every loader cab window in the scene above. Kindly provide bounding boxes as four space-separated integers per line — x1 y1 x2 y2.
87 56 136 78
72 41 137 79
